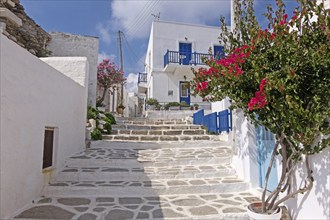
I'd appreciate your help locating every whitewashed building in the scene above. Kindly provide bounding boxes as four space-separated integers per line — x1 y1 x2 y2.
138 20 225 109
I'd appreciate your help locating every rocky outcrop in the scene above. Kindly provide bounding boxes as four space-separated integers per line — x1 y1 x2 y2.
0 0 51 56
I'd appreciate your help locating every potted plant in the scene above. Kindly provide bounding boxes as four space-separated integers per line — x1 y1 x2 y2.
191 0 329 218
180 101 190 110
146 98 159 110
193 103 199 110
116 104 125 115
166 102 180 110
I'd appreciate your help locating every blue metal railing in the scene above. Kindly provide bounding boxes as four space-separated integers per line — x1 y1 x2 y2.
138 72 147 84
193 109 204 125
193 109 232 134
203 112 218 133
164 50 211 67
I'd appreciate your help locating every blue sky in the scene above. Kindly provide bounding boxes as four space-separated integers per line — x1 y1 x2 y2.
21 0 298 92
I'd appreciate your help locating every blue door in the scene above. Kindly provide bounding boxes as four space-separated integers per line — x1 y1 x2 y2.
257 125 278 191
214 45 225 60
179 43 192 65
179 81 190 105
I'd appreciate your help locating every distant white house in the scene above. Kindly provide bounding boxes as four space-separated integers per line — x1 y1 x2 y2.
138 20 226 109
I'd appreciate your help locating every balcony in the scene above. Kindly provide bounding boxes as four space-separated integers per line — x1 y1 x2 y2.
164 50 211 70
138 72 147 94
138 72 147 84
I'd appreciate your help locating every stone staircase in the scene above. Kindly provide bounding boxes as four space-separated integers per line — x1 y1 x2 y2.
15 118 259 220
104 118 228 142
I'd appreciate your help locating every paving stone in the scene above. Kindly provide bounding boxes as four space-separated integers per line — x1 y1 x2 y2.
74 207 89 212
136 212 149 219
145 197 159 201
141 205 154 211
93 207 106 212
132 130 148 135
163 130 182 135
49 182 69 186
172 198 204 206
220 194 234 198
141 136 159 141
193 136 210 140
15 205 75 219
114 136 139 141
183 130 205 135
190 205 218 215
200 195 218 200
105 209 134 220
102 168 129 172
76 184 95 187
222 207 246 213
119 197 143 204
125 205 139 210
180 136 192 141
160 136 179 141
244 196 260 203
78 213 97 220
70 156 90 159
189 180 206 185
96 197 115 203
119 130 131 135
57 198 91 206
148 130 162 135
37 198 52 204
62 169 78 172
215 199 241 205
167 180 188 186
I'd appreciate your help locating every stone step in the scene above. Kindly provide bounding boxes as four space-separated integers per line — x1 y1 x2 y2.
45 177 249 197
53 165 235 182
112 124 203 130
103 134 226 142
64 147 232 167
117 120 192 126
15 193 259 220
91 140 230 150
111 129 206 136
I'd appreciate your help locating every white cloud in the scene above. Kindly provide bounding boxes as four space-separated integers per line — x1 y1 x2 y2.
96 23 112 44
98 51 116 64
125 73 138 93
110 0 230 40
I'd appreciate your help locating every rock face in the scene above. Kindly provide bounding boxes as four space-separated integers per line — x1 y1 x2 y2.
0 0 51 56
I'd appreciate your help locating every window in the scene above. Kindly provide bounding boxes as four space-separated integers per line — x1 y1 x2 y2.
180 83 189 97
43 128 54 169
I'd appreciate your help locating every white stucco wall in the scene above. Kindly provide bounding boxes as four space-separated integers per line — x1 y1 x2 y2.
232 110 260 188
283 148 330 219
47 32 99 107
0 34 87 219
233 109 330 219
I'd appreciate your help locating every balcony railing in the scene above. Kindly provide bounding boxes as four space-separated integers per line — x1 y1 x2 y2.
164 50 211 67
138 72 147 84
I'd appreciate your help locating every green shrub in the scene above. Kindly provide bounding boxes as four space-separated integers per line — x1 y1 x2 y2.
146 98 159 105
87 106 99 120
91 128 102 140
103 122 112 134
104 112 116 124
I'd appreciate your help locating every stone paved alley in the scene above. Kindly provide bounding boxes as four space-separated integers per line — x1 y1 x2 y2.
14 118 260 220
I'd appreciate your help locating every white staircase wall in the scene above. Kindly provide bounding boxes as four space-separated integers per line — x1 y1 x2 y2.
0 34 87 219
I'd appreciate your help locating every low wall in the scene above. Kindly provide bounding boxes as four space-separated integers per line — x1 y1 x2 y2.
232 109 330 219
0 34 88 219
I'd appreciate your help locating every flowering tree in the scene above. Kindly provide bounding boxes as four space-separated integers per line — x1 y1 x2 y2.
96 59 125 107
191 0 329 214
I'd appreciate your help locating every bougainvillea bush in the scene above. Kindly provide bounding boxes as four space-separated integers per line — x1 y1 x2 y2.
191 0 329 214
97 59 125 106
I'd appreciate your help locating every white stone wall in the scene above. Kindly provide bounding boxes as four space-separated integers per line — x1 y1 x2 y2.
0 34 87 219
47 32 99 107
